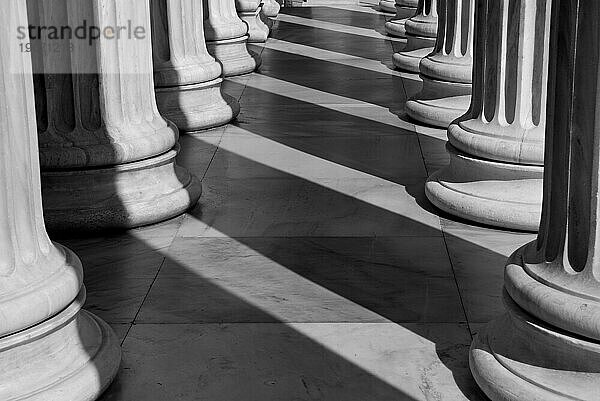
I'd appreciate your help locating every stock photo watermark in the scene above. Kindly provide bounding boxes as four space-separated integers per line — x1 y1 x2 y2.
16 19 149 74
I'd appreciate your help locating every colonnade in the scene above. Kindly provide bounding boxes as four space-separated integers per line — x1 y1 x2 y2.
0 0 279 398
384 0 600 398
2 0 600 398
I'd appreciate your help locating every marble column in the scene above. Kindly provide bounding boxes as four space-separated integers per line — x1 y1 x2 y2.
0 1 120 398
31 0 203 231
470 0 600 398
151 0 240 133
392 0 438 73
384 0 418 38
379 0 397 13
236 0 269 43
425 0 550 231
260 0 281 31
204 0 260 76
405 0 474 127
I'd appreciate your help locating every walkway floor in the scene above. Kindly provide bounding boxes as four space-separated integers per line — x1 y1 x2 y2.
69 3 538 400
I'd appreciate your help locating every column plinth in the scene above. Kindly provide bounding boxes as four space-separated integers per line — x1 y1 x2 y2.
0 2 120 398
151 0 240 133
379 0 397 13
260 0 280 31
392 0 438 73
470 0 600 398
425 0 550 230
236 0 269 43
32 0 202 231
384 0 418 38
204 0 260 76
406 0 474 127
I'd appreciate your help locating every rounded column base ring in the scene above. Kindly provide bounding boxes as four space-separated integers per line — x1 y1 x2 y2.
206 35 260 77
0 289 121 401
42 143 202 232
470 290 600 401
425 144 542 231
156 77 240 132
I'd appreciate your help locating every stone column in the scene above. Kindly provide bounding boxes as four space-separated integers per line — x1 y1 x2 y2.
425 0 550 231
260 0 280 31
405 0 474 127
385 0 418 38
236 0 269 43
392 0 438 73
151 0 240 133
204 0 260 76
379 0 397 13
470 0 600 398
31 0 203 231
0 1 120 398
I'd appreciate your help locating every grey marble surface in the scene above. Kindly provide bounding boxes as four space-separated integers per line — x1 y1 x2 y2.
55 4 536 400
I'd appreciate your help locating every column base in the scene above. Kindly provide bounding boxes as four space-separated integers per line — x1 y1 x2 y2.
406 76 471 127
260 10 275 31
207 35 261 77
42 144 202 231
239 10 270 43
379 0 397 13
261 0 281 17
470 292 600 401
385 18 408 37
425 145 542 231
156 77 240 133
0 289 121 401
393 43 434 73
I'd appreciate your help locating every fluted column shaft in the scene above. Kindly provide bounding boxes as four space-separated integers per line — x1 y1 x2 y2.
392 0 438 73
470 1 600 398
425 0 550 230
204 0 260 76
0 1 119 398
151 0 240 132
236 0 269 43
405 0 474 127
384 0 418 38
31 0 202 231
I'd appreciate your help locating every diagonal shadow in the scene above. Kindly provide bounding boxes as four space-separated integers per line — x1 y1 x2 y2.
248 47 405 109
281 5 391 30
272 20 395 61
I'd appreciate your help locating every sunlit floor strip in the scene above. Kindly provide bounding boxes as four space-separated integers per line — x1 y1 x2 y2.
240 73 418 131
263 38 419 80
277 14 402 41
320 4 388 14
209 126 441 231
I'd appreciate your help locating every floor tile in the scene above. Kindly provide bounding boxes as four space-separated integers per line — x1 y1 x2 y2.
442 221 536 323
178 176 441 238
204 132 427 182
99 323 484 401
137 237 464 323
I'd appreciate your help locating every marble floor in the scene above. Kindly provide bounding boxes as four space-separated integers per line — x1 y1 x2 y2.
62 3 538 400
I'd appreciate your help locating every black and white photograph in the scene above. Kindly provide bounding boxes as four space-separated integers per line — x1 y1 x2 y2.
0 0 597 399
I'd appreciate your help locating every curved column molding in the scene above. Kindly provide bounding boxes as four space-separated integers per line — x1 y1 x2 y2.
236 0 269 43
31 0 202 231
470 1 600 398
392 0 438 72
204 0 260 76
406 0 474 127
385 0 418 38
151 0 240 133
260 0 281 31
379 0 397 13
0 1 120 398
425 0 550 230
